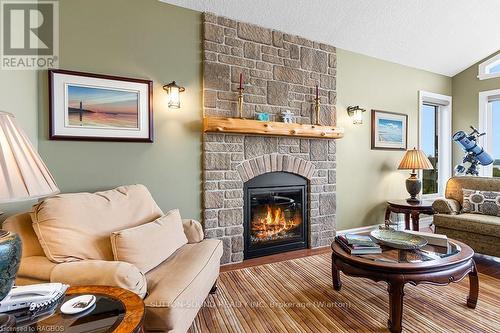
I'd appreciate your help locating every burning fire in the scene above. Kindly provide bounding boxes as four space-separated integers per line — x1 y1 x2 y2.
251 205 301 241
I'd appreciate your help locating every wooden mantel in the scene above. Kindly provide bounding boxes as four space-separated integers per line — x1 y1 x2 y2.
203 117 344 139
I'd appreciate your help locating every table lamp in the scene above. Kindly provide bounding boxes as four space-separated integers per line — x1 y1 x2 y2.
397 148 433 203
0 112 59 308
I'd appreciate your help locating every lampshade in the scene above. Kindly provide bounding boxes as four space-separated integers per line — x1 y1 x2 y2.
0 112 59 203
398 148 434 171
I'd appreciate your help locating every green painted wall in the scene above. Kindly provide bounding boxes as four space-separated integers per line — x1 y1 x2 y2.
38 0 203 219
451 51 500 167
3 0 454 231
336 49 451 230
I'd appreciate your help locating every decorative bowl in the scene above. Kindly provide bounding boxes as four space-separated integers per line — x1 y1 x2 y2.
370 229 427 250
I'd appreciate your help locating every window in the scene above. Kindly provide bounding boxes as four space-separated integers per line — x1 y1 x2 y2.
493 101 500 177
422 104 439 194
479 89 500 177
419 91 452 197
478 53 500 80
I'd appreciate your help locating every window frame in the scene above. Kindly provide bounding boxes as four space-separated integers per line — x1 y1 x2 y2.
478 88 500 177
478 53 500 80
418 91 452 199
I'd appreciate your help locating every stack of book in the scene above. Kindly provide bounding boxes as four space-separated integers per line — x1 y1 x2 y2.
335 233 382 254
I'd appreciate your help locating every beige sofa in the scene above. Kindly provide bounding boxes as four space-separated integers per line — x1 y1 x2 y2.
3 185 223 333
432 176 500 257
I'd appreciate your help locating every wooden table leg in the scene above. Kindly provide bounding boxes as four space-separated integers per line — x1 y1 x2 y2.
332 254 342 291
387 280 405 333
385 207 392 223
467 261 479 309
410 211 420 231
404 213 410 230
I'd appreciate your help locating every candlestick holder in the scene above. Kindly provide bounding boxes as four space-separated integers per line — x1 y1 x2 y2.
237 87 244 118
314 96 321 125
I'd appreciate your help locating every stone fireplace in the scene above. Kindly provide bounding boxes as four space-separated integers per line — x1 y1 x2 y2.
202 13 338 264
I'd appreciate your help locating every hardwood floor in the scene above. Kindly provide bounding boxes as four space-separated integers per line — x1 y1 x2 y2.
193 252 500 333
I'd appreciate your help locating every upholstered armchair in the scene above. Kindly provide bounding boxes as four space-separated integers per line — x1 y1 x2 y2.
432 177 500 257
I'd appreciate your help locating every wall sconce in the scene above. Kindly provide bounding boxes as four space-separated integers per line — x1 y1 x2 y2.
347 106 366 124
163 81 185 108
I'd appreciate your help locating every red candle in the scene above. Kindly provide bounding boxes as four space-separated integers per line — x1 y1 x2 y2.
239 73 243 89
315 85 319 100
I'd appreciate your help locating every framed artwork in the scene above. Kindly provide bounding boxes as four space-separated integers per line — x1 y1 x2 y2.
371 110 407 150
49 69 153 142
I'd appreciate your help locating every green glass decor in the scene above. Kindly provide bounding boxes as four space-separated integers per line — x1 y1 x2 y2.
0 230 22 300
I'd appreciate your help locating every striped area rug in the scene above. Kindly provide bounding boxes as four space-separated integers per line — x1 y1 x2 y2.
189 253 500 332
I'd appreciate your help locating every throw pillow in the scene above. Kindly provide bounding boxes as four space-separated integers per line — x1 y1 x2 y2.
31 184 163 263
462 189 500 216
110 209 188 273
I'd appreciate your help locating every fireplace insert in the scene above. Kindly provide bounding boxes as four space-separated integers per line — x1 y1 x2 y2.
243 172 308 259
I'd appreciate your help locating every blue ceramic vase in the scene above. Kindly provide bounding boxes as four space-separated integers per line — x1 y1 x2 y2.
0 230 22 300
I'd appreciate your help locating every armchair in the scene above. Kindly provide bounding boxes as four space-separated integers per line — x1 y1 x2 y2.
432 176 500 257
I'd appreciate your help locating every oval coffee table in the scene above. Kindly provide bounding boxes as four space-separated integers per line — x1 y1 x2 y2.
331 238 478 333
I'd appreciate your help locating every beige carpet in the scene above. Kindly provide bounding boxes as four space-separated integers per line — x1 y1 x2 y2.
189 253 500 332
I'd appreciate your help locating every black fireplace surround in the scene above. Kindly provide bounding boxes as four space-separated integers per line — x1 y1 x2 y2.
243 172 308 259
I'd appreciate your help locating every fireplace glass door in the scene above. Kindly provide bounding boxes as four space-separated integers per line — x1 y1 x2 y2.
244 172 308 259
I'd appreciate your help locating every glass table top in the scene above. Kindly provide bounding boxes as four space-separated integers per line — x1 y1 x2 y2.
357 241 462 264
11 294 125 333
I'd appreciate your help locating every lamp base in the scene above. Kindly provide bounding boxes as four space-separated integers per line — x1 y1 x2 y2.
406 197 421 204
405 172 421 204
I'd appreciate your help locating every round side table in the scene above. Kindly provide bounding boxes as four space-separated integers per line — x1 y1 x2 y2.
22 286 145 333
385 199 435 231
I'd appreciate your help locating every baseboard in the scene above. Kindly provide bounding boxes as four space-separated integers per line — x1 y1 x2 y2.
336 224 380 235
336 218 433 235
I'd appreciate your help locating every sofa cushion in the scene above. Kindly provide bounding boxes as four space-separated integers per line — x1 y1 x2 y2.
31 184 163 263
144 239 223 332
3 213 44 258
17 256 56 282
462 189 500 216
433 213 500 238
111 209 188 274
50 260 147 298
445 176 500 204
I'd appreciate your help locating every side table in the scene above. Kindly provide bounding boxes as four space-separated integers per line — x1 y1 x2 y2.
16 285 145 333
385 200 434 231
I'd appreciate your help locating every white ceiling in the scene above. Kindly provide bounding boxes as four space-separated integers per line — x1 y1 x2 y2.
160 0 500 76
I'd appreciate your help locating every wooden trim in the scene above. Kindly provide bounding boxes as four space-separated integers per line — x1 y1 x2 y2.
336 224 379 235
48 69 154 143
371 109 408 151
203 117 344 139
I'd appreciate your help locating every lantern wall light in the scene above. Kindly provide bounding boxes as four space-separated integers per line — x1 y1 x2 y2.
346 105 366 124
163 81 185 108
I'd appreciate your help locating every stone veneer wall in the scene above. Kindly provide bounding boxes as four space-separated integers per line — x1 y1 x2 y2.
202 13 337 264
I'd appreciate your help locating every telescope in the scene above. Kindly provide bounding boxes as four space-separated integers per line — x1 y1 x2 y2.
453 126 493 176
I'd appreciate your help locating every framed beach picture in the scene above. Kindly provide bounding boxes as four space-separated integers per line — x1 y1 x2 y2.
371 110 407 150
49 69 153 142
